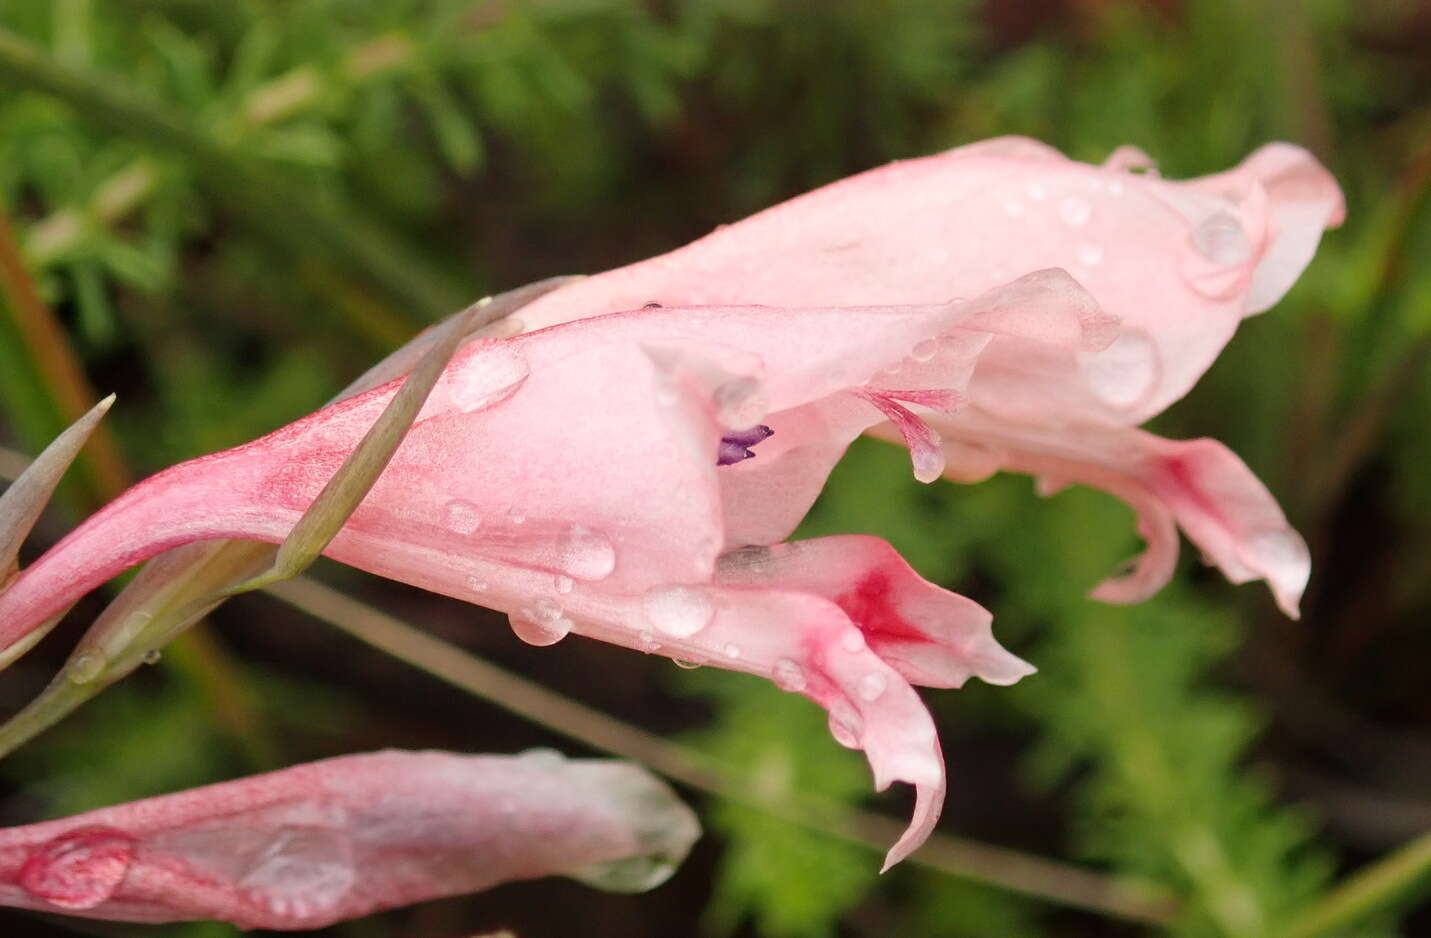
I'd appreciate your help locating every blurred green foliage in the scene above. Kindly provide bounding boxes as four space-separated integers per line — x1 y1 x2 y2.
1 1 1428 937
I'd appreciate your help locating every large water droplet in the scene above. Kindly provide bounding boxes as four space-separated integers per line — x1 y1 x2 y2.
554 574 574 594
447 346 530 413
67 651 106 684
772 658 807 692
909 339 939 363
713 376 768 428
1058 197 1091 227
642 586 715 638
1083 332 1156 408
444 500 481 535
559 525 617 580
237 826 356 918
722 643 742 660
638 630 661 652
509 608 572 647
1077 242 1104 267
20 827 135 910
857 672 888 702
827 703 863 749
671 658 701 670
1191 211 1251 266
142 649 162 666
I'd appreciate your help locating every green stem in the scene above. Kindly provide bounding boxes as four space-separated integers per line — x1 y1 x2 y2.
1278 830 1431 938
0 26 465 324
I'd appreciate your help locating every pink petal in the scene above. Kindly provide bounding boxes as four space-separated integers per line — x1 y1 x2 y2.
513 138 1341 423
925 415 1309 616
0 750 699 929
717 536 1034 689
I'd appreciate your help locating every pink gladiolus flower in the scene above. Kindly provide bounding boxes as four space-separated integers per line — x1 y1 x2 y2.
512 137 1345 616
0 137 1342 871
0 749 699 929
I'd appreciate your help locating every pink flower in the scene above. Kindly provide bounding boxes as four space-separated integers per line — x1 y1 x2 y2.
0 137 1342 872
511 137 1344 617
0 749 699 929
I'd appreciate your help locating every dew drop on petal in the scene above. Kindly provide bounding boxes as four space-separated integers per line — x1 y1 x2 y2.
856 672 888 702
554 574 574 595
672 658 701 670
1077 242 1104 267
19 828 135 910
827 703 863 749
723 643 742 660
1083 332 1157 408
1025 182 1047 201
509 609 572 647
142 649 161 666
643 586 715 638
237 826 356 917
840 628 867 652
559 525 617 580
448 347 531 413
465 575 488 593
1190 211 1252 266
444 500 481 535
506 508 527 526
639 630 661 652
1058 197 1091 227
772 658 807 692
910 339 939 363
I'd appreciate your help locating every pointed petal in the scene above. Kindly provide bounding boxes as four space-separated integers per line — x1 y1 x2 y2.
0 395 114 585
718 536 1034 689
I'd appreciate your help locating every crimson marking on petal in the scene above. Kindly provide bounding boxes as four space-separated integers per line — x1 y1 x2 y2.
834 571 929 644
716 425 774 466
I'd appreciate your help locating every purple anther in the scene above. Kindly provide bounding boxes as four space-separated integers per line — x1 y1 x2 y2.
717 425 774 466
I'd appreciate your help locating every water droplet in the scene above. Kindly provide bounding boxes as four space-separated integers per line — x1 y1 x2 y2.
672 658 701 670
19 827 135 910
465 575 488 593
236 826 356 915
532 598 563 622
444 500 481 535
142 649 162 666
909 339 939 363
1058 196 1091 227
772 658 807 692
642 586 715 638
723 643 741 660
518 747 566 766
827 704 863 749
448 346 530 413
67 651 106 684
1002 198 1025 218
559 525 617 580
857 672 888 702
506 508 527 525
713 376 768 428
840 628 866 652
1025 182 1047 201
508 610 571 647
1190 211 1251 265
639 630 661 652
554 574 574 594
1083 332 1156 408
1077 242 1104 267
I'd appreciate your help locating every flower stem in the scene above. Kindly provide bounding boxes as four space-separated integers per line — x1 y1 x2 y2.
1277 829 1431 938
265 574 1180 927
